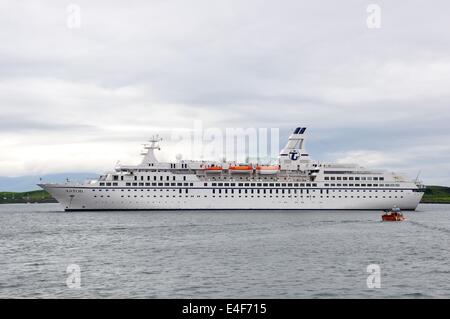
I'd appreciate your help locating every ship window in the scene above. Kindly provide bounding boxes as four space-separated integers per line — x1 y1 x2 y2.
281 183 286 187
337 177 341 180
171 183 176 186
204 183 208 186
177 182 182 186
294 183 299 187
349 177 354 180
238 183 243 186
218 183 223 186
230 183 235 186
343 177 347 180
263 183 268 187
380 177 384 181
325 183 329 187
212 183 217 186
250 183 255 187
183 183 188 186
126 183 131 186
183 176 186 181
300 183 305 187
313 183 317 187
158 183 163 186
224 183 229 186
324 177 329 180
373 177 379 180
190 183 193 186
269 183 274 187
100 182 105 186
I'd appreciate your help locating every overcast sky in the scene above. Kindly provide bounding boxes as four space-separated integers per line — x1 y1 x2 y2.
1 0 449 185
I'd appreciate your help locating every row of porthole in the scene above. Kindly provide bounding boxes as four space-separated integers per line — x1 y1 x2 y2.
93 195 404 199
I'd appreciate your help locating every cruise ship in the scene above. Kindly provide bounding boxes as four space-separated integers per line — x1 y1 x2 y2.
39 127 425 211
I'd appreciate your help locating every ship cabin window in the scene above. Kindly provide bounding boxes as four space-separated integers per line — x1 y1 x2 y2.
134 176 137 181
312 183 317 187
238 183 243 186
263 183 268 187
154 176 156 181
190 183 193 186
342 177 347 180
100 182 105 186
126 183 131 186
230 183 235 186
183 176 186 181
361 177 366 180
281 183 286 187
204 183 208 186
113 175 118 181
380 177 384 181
212 183 217 186
132 183 137 186
349 177 354 180
300 183 305 187
177 182 182 186
325 183 329 187
157 183 163 186
355 177 360 180
373 177 379 180
324 177 329 180
337 177 341 180
287 183 292 187
250 183 256 187
224 183 229 186
218 183 223 186
330 177 335 180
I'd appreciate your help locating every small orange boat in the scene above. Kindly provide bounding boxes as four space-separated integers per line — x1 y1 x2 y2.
204 165 223 173
229 164 253 173
256 165 280 175
382 207 406 221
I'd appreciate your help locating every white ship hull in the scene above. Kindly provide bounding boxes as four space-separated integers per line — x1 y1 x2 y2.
40 184 423 211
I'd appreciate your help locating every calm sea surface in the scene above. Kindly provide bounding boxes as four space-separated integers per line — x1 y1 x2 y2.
0 203 449 298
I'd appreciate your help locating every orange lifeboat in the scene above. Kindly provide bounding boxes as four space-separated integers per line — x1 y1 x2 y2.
256 165 279 175
382 207 406 221
229 164 253 174
204 165 223 173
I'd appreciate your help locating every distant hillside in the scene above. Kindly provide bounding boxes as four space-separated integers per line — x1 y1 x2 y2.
421 185 450 203
0 190 56 204
0 173 97 192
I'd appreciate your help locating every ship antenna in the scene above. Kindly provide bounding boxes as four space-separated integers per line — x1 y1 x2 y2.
141 134 162 164
415 170 421 182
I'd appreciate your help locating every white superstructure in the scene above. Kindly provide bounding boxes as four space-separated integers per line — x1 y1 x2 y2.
39 127 425 211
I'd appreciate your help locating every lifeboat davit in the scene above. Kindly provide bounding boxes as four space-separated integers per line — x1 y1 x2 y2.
256 165 279 175
229 164 253 174
382 207 406 221
204 165 223 173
